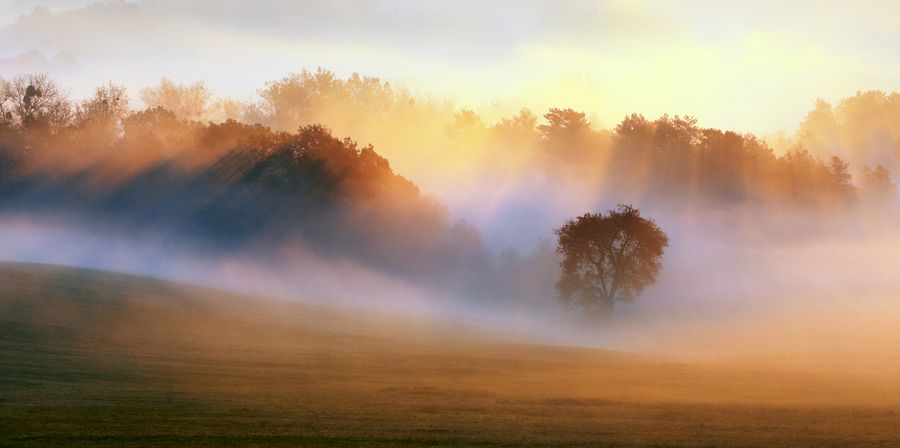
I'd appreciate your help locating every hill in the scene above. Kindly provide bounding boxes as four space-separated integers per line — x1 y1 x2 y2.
1 262 899 447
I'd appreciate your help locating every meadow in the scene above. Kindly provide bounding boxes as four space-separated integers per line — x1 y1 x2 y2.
2 262 899 447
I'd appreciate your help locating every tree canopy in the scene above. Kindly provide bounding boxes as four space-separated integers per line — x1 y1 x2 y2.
556 205 668 315
0 71 897 311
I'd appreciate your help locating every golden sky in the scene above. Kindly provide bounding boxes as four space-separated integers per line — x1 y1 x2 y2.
1 0 898 133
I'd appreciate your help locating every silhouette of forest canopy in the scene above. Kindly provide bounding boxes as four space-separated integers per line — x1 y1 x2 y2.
0 70 897 304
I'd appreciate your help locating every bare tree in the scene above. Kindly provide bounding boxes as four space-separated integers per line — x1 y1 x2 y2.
0 73 71 132
75 82 130 127
207 97 248 123
140 77 210 121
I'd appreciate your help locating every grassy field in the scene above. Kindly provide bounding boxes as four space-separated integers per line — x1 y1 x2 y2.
1 262 899 447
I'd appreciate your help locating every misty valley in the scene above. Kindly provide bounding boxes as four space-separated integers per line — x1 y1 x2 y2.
2 2 900 447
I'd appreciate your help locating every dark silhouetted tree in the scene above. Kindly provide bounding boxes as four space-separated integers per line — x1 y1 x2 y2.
555 205 668 316
0 73 71 132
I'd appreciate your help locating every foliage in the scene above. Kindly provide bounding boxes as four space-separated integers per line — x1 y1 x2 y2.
0 71 897 309
860 164 897 202
72 82 130 145
555 205 668 314
140 77 211 121
796 91 900 174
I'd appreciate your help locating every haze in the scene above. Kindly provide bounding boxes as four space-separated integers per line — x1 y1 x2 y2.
2 0 898 134
2 3 900 446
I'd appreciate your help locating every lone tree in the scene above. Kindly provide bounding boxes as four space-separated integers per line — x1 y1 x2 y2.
555 205 668 315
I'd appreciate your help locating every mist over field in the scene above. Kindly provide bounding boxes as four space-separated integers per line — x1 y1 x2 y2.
2 2 900 447
3 206 900 370
1 122 898 370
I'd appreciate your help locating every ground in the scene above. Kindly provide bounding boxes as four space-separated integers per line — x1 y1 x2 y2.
1 262 899 447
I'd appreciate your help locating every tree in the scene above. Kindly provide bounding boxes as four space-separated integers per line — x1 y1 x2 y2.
860 165 896 202
75 82 129 127
446 109 485 144
538 108 608 176
140 77 210 121
555 205 668 315
73 82 130 145
796 98 839 157
538 108 591 143
0 73 71 132
207 97 247 123
828 155 856 203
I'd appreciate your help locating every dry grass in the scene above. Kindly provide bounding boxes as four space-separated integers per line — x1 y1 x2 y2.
1 262 899 447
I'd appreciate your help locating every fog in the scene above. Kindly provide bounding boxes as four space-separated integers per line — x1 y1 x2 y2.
6 8 900 448
3 200 900 376
598 212 900 366
0 213 458 315
2 1 900 373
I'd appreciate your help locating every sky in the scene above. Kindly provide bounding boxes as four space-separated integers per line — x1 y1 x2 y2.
3 1 900 361
0 0 898 133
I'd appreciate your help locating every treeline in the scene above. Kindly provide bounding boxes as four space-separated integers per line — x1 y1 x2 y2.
2 70 897 212
0 70 897 307
0 129 483 293
451 108 897 209
134 69 900 208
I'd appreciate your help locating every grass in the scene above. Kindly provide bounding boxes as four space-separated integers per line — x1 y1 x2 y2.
1 262 899 447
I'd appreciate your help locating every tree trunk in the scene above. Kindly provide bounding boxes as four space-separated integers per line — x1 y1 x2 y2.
585 299 614 320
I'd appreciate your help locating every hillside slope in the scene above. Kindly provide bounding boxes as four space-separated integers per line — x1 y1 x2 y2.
1 262 899 447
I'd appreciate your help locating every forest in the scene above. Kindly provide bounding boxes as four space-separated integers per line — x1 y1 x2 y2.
1 70 898 309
